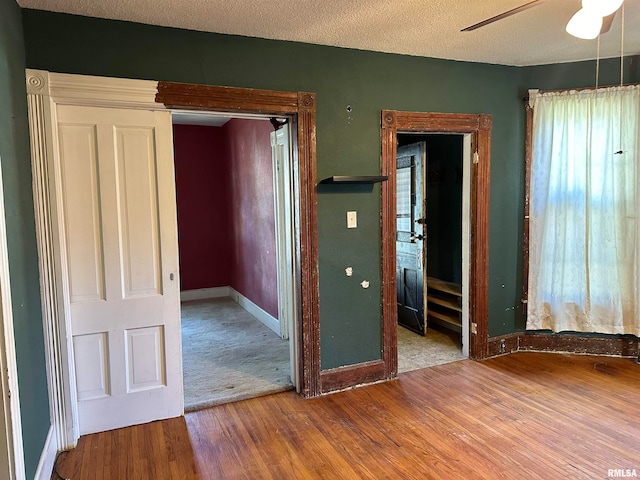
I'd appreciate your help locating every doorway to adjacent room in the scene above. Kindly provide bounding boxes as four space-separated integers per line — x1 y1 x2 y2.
171 111 297 410
380 110 492 377
395 134 469 373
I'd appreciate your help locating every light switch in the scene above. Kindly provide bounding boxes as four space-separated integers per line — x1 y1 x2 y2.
347 211 357 228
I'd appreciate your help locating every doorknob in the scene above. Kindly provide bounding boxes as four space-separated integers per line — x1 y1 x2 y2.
415 218 426 225
412 234 424 241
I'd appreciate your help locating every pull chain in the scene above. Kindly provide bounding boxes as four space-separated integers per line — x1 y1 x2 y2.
615 3 625 155
620 2 625 86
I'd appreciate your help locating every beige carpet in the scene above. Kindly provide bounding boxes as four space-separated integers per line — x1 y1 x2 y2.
397 324 466 373
181 297 292 412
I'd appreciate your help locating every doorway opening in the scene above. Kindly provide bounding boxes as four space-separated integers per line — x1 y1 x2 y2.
171 111 297 410
395 133 470 373
156 81 321 399
380 111 491 377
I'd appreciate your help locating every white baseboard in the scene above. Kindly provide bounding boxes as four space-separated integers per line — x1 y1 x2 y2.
229 288 280 336
34 425 57 480
181 286 230 302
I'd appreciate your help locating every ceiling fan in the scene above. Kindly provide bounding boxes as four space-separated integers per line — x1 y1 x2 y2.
461 0 624 39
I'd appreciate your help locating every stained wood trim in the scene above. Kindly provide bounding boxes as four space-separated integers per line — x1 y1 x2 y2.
381 110 492 363
519 333 639 357
319 360 386 394
157 81 320 397
156 82 304 114
393 111 489 132
487 333 520 357
486 332 639 358
296 107 320 397
381 115 397 379
474 117 492 359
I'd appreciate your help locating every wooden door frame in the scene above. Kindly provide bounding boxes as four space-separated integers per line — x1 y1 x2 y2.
155 82 319 397
381 110 491 376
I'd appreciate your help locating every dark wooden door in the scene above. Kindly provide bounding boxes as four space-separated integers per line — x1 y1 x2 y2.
396 142 427 335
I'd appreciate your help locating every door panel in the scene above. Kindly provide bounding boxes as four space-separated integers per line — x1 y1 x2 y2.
396 142 427 335
124 326 165 392
73 333 109 400
115 127 162 298
58 124 105 304
56 104 182 434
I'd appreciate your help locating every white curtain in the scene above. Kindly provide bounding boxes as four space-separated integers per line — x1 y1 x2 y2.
527 85 640 336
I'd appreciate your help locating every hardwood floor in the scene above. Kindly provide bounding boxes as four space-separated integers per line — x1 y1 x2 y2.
54 353 640 479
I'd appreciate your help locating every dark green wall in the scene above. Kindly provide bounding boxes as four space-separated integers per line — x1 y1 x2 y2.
0 1 50 478
523 56 640 93
21 10 528 368
425 136 464 285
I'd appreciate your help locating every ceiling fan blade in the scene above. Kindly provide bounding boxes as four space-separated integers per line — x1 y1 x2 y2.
600 11 617 34
461 0 546 32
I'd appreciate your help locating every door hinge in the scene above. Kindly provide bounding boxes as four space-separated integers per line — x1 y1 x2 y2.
473 151 479 164
471 322 477 334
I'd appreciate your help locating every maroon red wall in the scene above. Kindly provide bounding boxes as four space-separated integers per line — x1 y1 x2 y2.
173 119 278 319
173 124 231 290
225 119 278 319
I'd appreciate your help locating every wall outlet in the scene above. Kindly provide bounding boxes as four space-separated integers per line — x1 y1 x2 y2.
347 211 357 228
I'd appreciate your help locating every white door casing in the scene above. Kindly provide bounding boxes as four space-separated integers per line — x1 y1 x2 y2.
461 134 472 358
26 70 183 441
271 125 293 340
271 124 300 390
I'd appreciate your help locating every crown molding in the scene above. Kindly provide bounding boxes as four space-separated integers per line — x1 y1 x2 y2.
26 69 163 110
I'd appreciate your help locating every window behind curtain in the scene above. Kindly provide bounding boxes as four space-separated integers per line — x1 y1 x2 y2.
526 86 640 336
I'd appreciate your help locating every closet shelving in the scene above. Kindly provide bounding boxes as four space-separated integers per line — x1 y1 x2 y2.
426 276 462 333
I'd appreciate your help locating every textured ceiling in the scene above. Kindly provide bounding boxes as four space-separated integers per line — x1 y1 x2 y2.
17 0 640 66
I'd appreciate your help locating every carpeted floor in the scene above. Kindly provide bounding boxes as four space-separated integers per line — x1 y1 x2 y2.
397 324 466 373
181 297 292 412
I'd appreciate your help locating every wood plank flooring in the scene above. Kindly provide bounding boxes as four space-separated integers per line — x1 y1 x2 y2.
53 353 640 479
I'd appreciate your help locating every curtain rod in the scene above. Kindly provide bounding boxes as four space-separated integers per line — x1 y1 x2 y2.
523 81 640 103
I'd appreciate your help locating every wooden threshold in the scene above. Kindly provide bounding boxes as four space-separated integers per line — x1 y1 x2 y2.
54 352 640 479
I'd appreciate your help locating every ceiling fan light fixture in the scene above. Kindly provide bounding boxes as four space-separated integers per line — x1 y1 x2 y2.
566 8 604 39
582 0 624 17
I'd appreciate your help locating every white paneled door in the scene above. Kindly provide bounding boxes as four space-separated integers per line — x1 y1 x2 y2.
55 105 182 435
